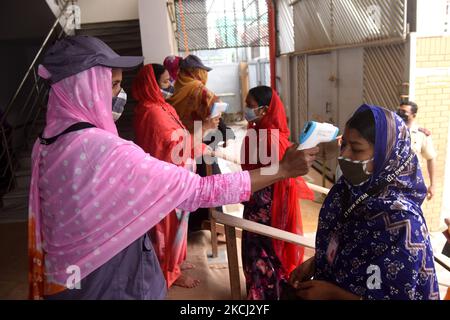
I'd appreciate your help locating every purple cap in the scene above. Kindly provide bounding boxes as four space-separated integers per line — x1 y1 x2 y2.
42 35 144 83
180 54 212 72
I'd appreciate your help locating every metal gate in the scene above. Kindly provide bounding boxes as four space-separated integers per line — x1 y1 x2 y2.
174 0 269 52
363 43 407 110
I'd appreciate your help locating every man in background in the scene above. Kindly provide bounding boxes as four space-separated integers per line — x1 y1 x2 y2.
397 101 437 200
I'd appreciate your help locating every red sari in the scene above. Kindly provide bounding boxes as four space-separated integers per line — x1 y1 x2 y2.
132 65 201 287
241 89 313 299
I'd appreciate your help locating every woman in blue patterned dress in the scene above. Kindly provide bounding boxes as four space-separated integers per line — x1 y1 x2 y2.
289 104 439 300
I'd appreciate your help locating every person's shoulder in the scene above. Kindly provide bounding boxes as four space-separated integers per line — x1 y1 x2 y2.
418 127 432 137
83 128 136 148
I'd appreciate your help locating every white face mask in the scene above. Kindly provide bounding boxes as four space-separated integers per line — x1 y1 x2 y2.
112 88 127 122
244 106 265 122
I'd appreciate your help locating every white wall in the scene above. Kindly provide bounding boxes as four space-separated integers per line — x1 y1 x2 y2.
46 0 62 18
77 0 139 24
207 64 242 114
416 0 448 36
139 0 177 64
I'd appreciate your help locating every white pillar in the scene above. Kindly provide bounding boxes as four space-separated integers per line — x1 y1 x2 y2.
416 0 448 36
138 0 178 64
441 118 450 228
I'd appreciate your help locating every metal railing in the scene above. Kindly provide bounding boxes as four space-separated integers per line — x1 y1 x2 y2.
213 182 326 300
0 0 76 196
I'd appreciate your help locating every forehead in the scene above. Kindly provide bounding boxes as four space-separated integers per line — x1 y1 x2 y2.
399 104 412 112
245 94 258 105
111 68 122 80
160 70 170 79
343 127 371 145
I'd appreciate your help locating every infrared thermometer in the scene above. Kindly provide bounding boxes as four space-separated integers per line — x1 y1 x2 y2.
297 121 339 150
210 102 228 118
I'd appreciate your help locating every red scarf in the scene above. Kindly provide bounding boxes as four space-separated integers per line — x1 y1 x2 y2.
242 89 313 274
132 65 201 165
132 65 204 287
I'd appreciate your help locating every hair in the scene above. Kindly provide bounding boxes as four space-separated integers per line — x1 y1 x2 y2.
346 109 376 145
248 86 273 106
401 100 418 114
151 63 166 82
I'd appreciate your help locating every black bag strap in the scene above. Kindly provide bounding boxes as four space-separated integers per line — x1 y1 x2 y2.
39 122 96 145
342 152 416 220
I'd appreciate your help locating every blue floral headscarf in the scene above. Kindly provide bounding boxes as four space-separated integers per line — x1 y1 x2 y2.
314 104 439 300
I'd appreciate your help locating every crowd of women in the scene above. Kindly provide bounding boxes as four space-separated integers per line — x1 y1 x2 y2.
28 35 447 300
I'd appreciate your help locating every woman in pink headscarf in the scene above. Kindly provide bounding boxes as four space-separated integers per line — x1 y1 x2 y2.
163 55 182 83
28 36 319 300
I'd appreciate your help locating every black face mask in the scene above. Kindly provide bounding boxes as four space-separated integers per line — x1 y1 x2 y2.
338 156 374 186
396 110 409 123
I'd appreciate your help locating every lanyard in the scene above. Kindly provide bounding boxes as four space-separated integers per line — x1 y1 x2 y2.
342 152 416 220
39 122 96 145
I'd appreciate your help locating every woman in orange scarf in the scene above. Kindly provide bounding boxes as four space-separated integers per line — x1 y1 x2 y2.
167 55 230 232
167 55 219 134
241 86 313 300
132 64 206 288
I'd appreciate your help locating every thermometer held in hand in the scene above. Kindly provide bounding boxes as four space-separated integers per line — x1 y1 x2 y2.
210 102 228 118
297 121 339 150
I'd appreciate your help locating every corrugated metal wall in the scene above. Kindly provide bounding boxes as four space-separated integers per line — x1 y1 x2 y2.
286 43 407 138
296 55 307 141
278 0 409 180
286 54 307 142
277 0 294 54
363 43 406 110
292 0 407 53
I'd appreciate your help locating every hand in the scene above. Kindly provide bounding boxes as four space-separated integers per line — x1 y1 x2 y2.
203 116 221 133
295 280 357 300
427 185 434 200
204 146 214 157
280 145 319 178
289 257 315 288
223 139 234 148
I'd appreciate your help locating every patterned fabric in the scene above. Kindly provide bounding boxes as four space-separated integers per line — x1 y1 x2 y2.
242 186 288 300
178 171 251 212
241 89 313 277
314 104 439 300
29 65 252 299
133 64 196 287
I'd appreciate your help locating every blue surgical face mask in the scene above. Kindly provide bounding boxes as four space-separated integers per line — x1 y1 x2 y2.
160 85 174 100
112 88 127 122
244 106 265 122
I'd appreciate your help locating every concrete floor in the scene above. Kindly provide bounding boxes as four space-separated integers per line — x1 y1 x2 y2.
0 222 27 299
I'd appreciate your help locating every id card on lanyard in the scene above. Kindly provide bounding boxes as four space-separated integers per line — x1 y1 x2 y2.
326 233 339 265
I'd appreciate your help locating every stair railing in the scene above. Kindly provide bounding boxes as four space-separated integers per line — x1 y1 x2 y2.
0 0 76 196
